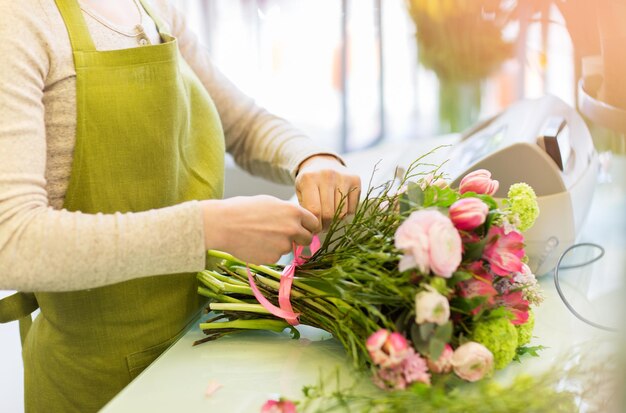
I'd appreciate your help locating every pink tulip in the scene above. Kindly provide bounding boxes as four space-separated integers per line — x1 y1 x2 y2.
451 342 494 382
261 400 297 413
483 226 525 276
449 198 489 231
427 344 454 374
459 169 499 196
395 210 462 278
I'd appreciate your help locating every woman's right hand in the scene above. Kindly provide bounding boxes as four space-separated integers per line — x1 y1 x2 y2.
200 195 320 264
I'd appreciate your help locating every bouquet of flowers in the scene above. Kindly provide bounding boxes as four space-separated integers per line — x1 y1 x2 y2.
196 152 544 399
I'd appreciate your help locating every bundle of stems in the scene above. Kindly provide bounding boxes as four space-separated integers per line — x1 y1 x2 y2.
196 151 444 369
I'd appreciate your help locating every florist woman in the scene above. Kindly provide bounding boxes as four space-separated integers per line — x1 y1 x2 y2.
0 0 361 411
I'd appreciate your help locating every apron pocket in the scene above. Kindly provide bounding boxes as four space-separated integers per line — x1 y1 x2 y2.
125 335 178 380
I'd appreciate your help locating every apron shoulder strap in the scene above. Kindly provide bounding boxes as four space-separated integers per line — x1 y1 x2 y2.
137 0 171 38
0 292 39 344
54 0 97 52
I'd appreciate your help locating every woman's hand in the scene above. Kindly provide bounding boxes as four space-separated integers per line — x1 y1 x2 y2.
295 155 361 232
201 196 319 264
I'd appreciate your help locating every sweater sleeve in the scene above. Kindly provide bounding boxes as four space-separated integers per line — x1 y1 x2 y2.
0 0 207 292
154 0 343 185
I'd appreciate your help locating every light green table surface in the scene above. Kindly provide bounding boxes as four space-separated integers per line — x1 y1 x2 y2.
102 143 625 413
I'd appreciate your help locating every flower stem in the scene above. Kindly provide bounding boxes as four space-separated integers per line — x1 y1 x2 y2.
199 319 290 332
209 303 271 314
198 287 247 304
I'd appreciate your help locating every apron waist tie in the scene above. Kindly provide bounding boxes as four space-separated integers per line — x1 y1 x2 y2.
0 292 39 344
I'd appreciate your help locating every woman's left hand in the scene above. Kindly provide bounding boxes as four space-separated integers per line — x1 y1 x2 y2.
295 155 361 232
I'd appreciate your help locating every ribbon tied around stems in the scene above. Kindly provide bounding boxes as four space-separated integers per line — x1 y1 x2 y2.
247 235 321 326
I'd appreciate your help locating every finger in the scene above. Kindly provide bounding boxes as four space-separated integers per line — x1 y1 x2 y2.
297 180 322 233
347 179 361 215
320 180 335 231
293 227 314 246
298 207 320 234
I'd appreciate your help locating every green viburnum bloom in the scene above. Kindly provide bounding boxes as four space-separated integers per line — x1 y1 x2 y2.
473 317 519 369
507 183 540 232
516 310 535 346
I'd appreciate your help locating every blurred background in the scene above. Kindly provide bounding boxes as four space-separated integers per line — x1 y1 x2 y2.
176 0 620 153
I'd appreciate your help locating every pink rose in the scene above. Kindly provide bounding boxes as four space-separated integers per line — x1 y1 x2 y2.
395 210 462 278
415 289 450 325
427 344 454 374
451 342 494 382
459 169 499 196
483 226 525 276
366 330 411 368
261 400 297 413
449 198 489 231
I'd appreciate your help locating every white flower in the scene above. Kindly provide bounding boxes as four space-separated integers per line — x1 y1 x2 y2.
415 288 450 325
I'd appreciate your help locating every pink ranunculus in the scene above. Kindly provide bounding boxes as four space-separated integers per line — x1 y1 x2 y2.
427 344 454 374
261 399 297 413
498 290 530 325
483 226 525 276
366 329 391 366
459 169 499 196
415 289 450 325
451 342 494 382
366 330 411 368
449 198 489 231
382 333 411 367
395 210 462 278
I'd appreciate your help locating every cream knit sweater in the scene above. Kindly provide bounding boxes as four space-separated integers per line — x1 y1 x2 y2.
0 0 335 292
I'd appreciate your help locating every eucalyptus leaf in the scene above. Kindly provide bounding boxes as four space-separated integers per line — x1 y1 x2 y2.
406 182 425 207
429 338 445 360
434 322 453 342
419 323 435 340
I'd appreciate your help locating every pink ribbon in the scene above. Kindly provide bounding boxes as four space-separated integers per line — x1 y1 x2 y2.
247 235 321 326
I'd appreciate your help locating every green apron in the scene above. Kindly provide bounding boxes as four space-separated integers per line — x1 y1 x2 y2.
17 1 224 411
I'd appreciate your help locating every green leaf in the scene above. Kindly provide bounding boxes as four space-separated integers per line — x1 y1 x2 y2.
422 186 437 207
434 322 453 343
513 345 547 362
429 338 445 360
449 271 473 286
463 237 488 261
297 278 341 296
484 210 499 233
406 182 425 206
288 326 301 340
432 187 459 207
419 323 435 340
461 192 498 210
411 323 429 355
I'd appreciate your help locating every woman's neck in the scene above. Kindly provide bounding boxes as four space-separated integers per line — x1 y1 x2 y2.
79 0 142 29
